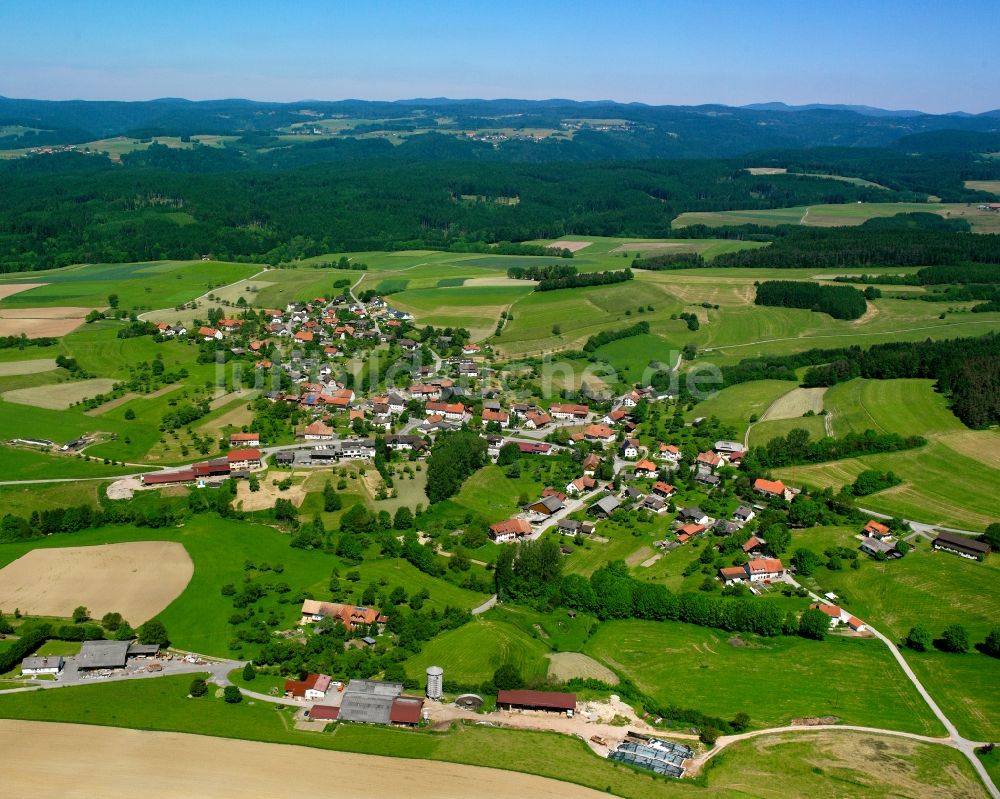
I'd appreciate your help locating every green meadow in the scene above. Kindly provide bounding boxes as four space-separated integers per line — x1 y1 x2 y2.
584 620 944 735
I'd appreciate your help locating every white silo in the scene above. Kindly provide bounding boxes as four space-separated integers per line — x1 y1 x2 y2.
426 665 444 700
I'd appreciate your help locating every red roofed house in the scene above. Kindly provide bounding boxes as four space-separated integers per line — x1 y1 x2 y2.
753 478 786 498
810 603 849 628
634 459 658 476
742 536 767 556
426 401 466 421
516 441 552 456
718 566 747 584
293 330 314 343
482 408 510 427
304 420 335 440
284 673 332 701
847 616 867 633
299 600 386 631
584 424 615 444
697 451 723 470
652 481 676 498
199 326 222 341
229 432 260 448
489 518 532 543
658 443 682 462
745 558 785 582
863 519 892 539
676 523 707 543
523 410 552 430
581 452 600 475
549 403 589 420
565 476 597 496
227 448 262 471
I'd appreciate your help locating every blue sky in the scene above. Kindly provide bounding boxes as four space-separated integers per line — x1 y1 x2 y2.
2 1 997 112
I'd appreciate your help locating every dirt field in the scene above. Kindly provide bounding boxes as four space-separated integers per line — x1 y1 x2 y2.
0 721 606 799
746 167 788 175
462 277 532 288
0 542 193 623
0 306 92 338
235 471 308 512
547 240 592 252
546 652 620 684
3 378 118 409
0 283 46 300
760 387 827 420
610 241 691 253
0 358 57 376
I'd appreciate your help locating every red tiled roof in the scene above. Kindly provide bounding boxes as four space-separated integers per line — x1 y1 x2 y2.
229 432 259 443
747 557 784 574
753 478 785 496
635 459 657 472
227 448 261 462
309 705 340 720
490 518 532 536
864 519 890 536
584 424 614 439
810 603 842 618
389 696 424 724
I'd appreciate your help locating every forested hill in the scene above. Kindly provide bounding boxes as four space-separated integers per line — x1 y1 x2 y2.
3 96 1000 159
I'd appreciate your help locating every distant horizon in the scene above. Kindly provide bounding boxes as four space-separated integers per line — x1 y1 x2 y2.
1 94 995 118
2 1 998 115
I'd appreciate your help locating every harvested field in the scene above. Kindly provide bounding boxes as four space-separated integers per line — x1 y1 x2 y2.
964 180 1000 195
610 241 692 253
0 721 605 799
760 387 826 421
0 306 91 338
84 383 181 416
462 277 531 288
546 652 619 685
0 542 192 623
746 167 788 175
0 283 47 300
3 378 118 409
546 240 592 252
0 358 57 376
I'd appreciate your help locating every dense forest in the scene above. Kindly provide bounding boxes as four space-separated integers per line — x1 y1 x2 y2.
536 269 633 292
754 281 869 320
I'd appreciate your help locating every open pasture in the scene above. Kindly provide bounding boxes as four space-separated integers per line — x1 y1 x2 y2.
686 380 795 433
584 620 942 734
0 542 193 623
0 260 260 313
780 379 1000 527
2 377 117 410
404 617 550 685
702 730 986 799
0 358 57 376
747 414 827 447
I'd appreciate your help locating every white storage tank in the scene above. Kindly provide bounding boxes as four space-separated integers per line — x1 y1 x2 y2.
426 665 444 700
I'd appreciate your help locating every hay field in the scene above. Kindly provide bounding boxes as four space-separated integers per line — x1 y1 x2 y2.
2 378 117 409
965 180 1000 195
0 283 46 300
0 306 91 337
546 652 619 684
0 358 57 376
0 721 604 799
759 387 826 420
0 542 193 623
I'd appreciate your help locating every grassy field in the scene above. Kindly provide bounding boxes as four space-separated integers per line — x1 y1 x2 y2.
0 481 103 517
686 380 794 432
777 379 1000 528
584 620 944 735
747 415 827 448
403 617 551 685
906 652 1000 742
701 730 987 798
0 260 260 313
673 201 1000 233
0 447 139 480
0 517 489 657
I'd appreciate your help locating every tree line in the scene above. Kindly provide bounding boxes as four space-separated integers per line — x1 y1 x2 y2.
742 427 926 471
582 320 650 352
631 252 706 270
507 264 577 281
755 280 868 320
537 269 633 292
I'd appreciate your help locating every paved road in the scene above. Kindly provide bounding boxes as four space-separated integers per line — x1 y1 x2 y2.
471 595 498 615
858 507 984 538
349 273 380 337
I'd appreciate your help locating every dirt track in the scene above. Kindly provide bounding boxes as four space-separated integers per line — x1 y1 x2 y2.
0 542 193 623
0 720 606 799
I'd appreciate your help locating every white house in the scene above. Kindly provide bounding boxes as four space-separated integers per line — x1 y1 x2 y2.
20 656 64 676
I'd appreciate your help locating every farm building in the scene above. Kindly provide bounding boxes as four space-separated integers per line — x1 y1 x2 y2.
609 737 692 778
549 403 589 420
336 679 425 726
497 689 576 716
299 600 386 631
229 432 261 447
308 705 340 721
303 420 335 440
141 469 196 486
285 673 332 701
527 495 564 517
589 495 621 518
932 531 991 561
860 536 900 558
77 640 130 670
746 558 785 582
20 656 64 676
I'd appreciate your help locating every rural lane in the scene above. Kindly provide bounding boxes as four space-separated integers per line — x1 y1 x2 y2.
857 507 984 539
